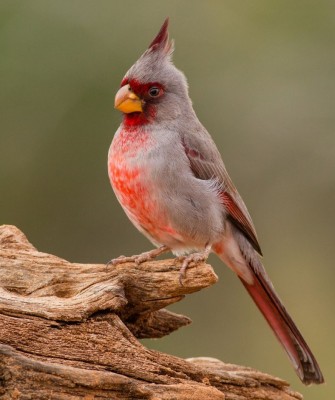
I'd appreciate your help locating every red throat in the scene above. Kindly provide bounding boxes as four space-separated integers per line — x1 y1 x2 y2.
123 112 151 127
120 79 161 127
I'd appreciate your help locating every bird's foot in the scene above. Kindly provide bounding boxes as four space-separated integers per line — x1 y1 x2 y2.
107 245 169 267
178 246 211 286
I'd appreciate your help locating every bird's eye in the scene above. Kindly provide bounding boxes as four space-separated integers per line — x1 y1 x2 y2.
148 87 160 97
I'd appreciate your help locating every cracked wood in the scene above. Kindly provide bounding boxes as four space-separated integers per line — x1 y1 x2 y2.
0 225 302 399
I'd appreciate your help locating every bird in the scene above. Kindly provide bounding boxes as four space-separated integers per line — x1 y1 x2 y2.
107 18 324 385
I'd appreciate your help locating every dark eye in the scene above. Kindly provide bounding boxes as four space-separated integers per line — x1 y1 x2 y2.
148 87 160 97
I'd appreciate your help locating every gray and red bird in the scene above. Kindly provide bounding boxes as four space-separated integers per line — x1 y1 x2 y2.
108 18 324 385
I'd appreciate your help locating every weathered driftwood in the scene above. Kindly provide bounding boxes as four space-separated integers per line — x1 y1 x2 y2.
0 224 302 399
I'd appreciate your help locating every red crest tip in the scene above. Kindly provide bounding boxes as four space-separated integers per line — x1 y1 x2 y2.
148 17 170 49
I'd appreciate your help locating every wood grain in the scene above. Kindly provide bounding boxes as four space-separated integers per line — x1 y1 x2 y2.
0 225 302 399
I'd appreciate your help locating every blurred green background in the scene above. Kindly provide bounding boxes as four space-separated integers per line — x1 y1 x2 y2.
1 1 334 398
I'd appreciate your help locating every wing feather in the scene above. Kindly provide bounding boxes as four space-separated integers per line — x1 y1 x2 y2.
181 131 262 255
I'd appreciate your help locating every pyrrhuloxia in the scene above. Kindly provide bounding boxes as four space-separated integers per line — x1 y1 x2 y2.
108 18 324 385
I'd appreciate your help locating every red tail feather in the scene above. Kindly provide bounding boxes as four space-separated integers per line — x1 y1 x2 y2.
240 269 324 384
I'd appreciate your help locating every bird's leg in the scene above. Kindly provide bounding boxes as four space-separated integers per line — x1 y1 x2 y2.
107 245 169 266
179 245 212 286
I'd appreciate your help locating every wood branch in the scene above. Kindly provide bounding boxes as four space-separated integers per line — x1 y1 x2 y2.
0 224 302 399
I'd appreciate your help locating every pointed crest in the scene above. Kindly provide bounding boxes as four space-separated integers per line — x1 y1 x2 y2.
148 17 173 55
123 17 179 87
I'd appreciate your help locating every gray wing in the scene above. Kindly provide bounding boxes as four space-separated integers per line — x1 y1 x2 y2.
181 128 262 255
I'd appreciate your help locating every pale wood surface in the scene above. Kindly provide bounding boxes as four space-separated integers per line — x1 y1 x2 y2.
0 225 302 399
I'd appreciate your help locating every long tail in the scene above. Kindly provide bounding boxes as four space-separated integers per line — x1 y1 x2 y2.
214 226 324 384
239 266 324 384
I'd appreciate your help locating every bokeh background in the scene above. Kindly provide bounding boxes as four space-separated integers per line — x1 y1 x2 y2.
1 1 334 398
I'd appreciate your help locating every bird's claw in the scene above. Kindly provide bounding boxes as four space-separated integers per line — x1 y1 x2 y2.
178 246 211 286
106 246 169 270
107 254 139 267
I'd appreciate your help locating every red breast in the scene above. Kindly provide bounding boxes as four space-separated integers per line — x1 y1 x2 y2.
108 128 159 231
108 127 180 243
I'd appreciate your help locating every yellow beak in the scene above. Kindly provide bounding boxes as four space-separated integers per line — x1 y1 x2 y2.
114 84 143 113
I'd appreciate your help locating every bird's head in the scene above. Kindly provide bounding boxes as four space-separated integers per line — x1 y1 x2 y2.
114 18 192 127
